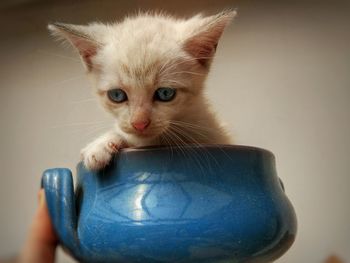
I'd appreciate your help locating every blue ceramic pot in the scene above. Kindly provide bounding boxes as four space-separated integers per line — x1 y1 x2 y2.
42 145 297 263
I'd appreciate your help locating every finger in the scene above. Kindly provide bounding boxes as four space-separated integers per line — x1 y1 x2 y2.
19 189 58 263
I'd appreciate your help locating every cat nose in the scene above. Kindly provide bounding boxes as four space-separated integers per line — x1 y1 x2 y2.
132 120 151 132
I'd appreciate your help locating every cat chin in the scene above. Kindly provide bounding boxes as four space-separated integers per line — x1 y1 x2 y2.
127 135 157 147
118 131 159 147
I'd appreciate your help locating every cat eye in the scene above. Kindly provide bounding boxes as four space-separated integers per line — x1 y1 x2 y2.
154 87 176 102
107 88 128 103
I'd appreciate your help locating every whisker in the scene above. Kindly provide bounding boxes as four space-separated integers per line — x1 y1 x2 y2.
69 98 96 104
171 120 234 163
79 124 112 142
160 132 174 162
37 49 104 72
168 123 221 170
167 127 207 176
47 75 85 89
170 120 211 128
161 79 188 87
170 124 210 140
170 120 218 133
159 55 214 76
36 49 81 62
163 129 192 172
51 120 110 129
161 70 206 77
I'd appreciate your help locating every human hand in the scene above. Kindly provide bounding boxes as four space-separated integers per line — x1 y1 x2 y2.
17 189 58 263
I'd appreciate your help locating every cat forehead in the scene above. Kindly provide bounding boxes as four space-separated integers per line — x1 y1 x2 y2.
112 17 184 55
102 14 202 56
97 16 193 88
118 15 180 36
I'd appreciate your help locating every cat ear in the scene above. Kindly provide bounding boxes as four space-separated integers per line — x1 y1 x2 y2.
48 23 103 71
184 10 237 67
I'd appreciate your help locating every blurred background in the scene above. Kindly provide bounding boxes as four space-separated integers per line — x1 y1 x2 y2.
0 0 349 262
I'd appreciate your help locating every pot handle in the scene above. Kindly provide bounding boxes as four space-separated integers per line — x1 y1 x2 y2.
41 168 79 254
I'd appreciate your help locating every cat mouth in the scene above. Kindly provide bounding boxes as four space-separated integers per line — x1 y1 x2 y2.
126 128 160 139
133 131 152 137
121 124 166 140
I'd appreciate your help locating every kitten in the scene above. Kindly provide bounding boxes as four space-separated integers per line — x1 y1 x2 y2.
48 10 236 170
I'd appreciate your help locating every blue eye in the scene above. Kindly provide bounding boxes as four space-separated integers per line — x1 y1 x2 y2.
107 88 127 103
154 87 176 102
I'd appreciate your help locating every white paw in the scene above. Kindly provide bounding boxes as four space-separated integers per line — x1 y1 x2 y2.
81 140 120 171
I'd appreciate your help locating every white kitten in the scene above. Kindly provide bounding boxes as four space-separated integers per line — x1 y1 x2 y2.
49 10 236 170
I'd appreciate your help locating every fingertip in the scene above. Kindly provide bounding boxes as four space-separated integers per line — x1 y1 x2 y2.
38 189 46 208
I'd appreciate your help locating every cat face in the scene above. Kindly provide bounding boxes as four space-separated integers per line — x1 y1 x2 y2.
94 30 205 142
49 11 235 144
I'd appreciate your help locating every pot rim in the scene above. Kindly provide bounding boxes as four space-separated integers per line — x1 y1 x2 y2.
119 144 274 157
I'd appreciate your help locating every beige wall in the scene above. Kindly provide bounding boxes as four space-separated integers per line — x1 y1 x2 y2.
0 1 349 262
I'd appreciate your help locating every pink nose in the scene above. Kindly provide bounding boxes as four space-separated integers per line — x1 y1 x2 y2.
132 120 150 132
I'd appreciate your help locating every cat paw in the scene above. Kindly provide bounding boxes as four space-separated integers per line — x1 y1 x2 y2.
81 140 121 171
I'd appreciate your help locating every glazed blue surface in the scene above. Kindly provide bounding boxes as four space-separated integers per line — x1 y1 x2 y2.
42 145 297 263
